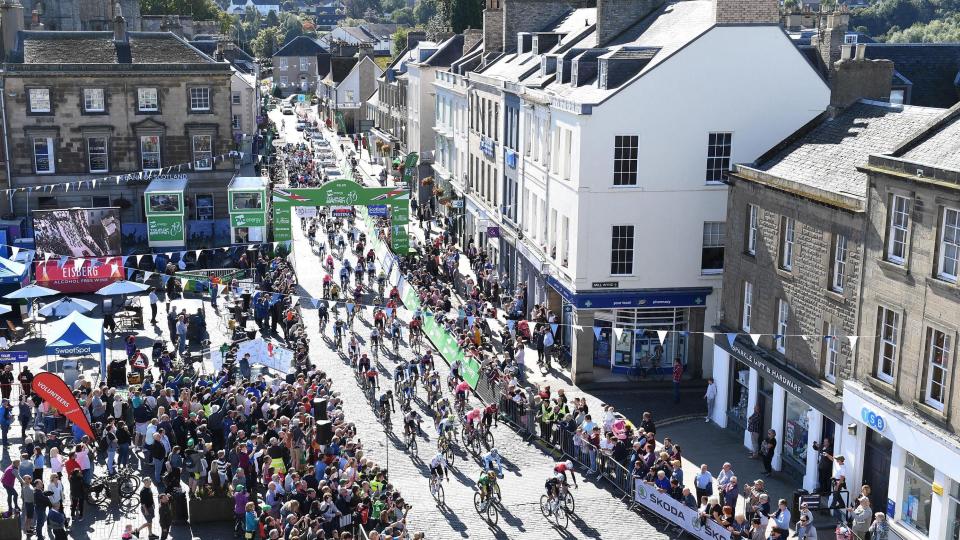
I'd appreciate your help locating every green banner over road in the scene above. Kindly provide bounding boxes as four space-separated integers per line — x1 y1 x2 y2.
272 180 410 254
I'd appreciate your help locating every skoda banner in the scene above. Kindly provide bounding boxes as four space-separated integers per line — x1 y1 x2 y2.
634 480 731 540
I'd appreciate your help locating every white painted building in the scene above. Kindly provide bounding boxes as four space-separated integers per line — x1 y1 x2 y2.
458 0 830 383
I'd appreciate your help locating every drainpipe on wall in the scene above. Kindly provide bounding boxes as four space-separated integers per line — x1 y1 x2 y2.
0 74 12 215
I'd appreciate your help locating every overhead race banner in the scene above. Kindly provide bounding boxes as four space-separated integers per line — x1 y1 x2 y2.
633 480 732 540
272 180 409 253
32 372 95 440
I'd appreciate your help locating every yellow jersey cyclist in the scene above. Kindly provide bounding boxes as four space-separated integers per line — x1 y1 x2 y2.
477 469 499 504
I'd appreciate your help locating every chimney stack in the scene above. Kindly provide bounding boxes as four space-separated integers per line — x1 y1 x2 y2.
0 1 24 61
811 7 849 77
215 39 225 61
501 0 587 54
596 0 664 47
113 1 127 42
714 0 779 25
483 0 503 55
29 8 38 29
829 44 893 110
463 28 482 55
406 30 426 51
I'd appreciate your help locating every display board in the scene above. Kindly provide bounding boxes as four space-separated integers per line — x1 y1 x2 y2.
33 207 122 257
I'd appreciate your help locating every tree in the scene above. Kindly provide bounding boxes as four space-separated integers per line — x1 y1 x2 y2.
282 0 295 10
393 28 410 56
266 9 280 26
251 26 282 57
414 0 437 25
887 12 960 41
392 7 416 25
279 12 305 43
343 0 382 18
140 0 222 19
426 0 450 38
382 0 407 13
449 0 481 33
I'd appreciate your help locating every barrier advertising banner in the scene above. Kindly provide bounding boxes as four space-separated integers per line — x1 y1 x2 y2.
36 257 124 293
32 372 95 440
633 480 732 540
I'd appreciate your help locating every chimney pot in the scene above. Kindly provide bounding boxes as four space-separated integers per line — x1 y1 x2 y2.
855 43 866 60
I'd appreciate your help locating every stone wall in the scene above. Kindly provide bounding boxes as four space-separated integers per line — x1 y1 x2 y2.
714 0 779 25
596 0 662 46
859 170 960 432
721 177 864 390
4 69 234 219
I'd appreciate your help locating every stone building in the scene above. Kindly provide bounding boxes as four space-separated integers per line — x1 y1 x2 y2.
843 104 960 540
712 97 942 490
21 0 141 31
2 15 236 247
272 35 330 97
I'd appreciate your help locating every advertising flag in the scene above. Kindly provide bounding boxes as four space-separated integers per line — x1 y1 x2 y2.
32 372 95 440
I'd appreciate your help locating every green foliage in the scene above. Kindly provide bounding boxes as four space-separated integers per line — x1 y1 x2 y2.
140 0 222 19
382 0 407 13
886 12 960 41
251 26 282 57
851 0 960 40
393 27 410 56
392 6 416 25
414 0 437 24
279 12 305 43
344 0 383 19
449 0 481 33
340 17 366 26
266 9 280 26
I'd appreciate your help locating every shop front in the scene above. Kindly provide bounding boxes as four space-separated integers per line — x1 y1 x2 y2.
552 281 711 377
712 335 843 491
842 380 960 540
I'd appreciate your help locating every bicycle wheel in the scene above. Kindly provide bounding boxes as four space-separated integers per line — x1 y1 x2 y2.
443 446 455 467
118 474 140 497
120 494 140 514
486 503 499 525
483 431 495 450
554 506 569 529
563 490 576 515
86 482 108 506
473 491 483 514
492 483 502 506
408 435 417 453
432 482 444 505
539 495 550 517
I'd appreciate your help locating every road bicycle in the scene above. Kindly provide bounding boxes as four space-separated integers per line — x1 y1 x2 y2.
411 332 422 355
86 467 141 508
437 433 456 467
392 332 401 355
627 354 666 382
429 473 445 505
474 487 500 525
404 428 417 454
539 494 569 529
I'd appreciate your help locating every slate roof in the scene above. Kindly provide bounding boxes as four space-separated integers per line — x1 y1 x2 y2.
745 100 944 199
16 31 218 65
421 35 464 67
273 35 328 57
862 44 960 108
360 23 399 40
342 26 375 43
892 104 960 172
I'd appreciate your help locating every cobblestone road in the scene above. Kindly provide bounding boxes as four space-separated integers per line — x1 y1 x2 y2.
288 211 666 540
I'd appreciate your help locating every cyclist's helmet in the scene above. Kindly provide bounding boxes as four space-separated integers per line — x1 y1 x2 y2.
490 448 499 457
386 390 393 395
565 460 574 469
487 470 497 477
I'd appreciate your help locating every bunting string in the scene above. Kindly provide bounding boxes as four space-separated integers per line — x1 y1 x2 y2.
1 151 244 196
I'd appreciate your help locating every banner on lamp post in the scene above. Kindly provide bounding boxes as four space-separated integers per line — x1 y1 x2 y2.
32 372 95 440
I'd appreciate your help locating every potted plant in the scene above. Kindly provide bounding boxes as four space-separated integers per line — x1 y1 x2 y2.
421 176 434 187
433 187 444 197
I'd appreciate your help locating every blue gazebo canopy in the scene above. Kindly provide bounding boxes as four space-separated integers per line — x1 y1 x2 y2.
45 311 106 373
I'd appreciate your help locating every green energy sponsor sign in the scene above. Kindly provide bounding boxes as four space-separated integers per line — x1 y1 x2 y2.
398 276 480 389
147 215 185 243
273 206 292 242
230 212 266 227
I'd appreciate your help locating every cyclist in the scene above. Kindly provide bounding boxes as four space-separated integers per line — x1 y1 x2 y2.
367 261 376 285
465 407 483 431
409 317 423 346
450 356 462 380
364 366 379 392
390 319 403 350
370 327 382 352
333 319 345 349
426 371 441 400
377 270 387 297
430 452 450 482
329 282 341 301
394 359 408 384
420 350 434 375
482 448 503 477
373 308 386 332
389 284 400 303
317 300 329 332
352 284 363 307
482 402 499 430
438 412 456 439
324 254 335 273
354 259 365 285
548 460 578 501
366 248 376 265
357 351 370 374
455 379 471 410
337 235 346 253
403 409 422 438
378 390 395 415
399 378 415 407
477 470 498 505
339 264 350 290
349 337 362 365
